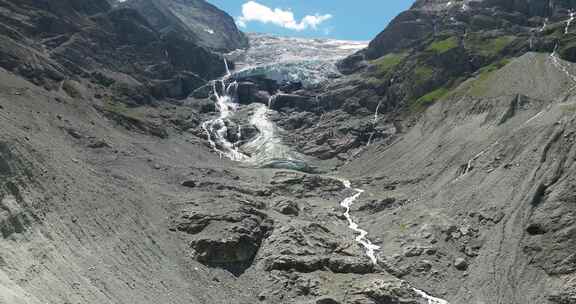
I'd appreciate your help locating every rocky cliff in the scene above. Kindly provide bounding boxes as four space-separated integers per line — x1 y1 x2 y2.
0 0 229 104
120 0 249 52
337 0 576 118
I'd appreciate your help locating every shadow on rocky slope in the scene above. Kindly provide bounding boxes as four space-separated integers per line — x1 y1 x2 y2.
0 0 228 103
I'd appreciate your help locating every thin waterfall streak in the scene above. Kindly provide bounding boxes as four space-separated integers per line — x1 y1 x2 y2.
550 44 576 91
367 100 383 146
539 18 548 32
566 10 575 34
267 94 277 109
224 57 231 76
235 125 243 148
373 100 382 125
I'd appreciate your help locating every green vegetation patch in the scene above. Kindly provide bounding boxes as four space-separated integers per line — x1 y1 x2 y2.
488 36 516 53
559 39 576 60
560 104 576 113
479 58 511 73
468 58 510 96
410 87 450 112
426 36 459 54
447 58 511 98
102 98 145 121
362 77 387 87
467 35 516 57
370 52 408 77
414 64 434 86
418 87 450 105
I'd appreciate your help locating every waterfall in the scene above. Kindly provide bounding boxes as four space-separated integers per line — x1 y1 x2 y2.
224 57 232 76
367 100 383 146
201 59 247 161
233 124 244 153
539 18 548 32
566 10 575 34
267 94 278 109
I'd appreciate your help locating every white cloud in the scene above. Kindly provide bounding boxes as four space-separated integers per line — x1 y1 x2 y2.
237 1 332 31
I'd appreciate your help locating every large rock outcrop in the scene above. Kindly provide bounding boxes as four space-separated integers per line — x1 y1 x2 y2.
121 0 249 52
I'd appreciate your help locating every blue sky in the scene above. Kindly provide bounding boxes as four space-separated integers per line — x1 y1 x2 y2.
207 0 414 41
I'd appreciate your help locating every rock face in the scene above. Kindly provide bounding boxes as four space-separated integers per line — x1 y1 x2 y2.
336 0 576 122
340 52 576 304
364 0 574 61
121 0 249 52
0 0 227 102
171 193 272 275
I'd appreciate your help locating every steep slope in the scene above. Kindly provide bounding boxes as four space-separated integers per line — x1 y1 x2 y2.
0 68 258 303
0 1 254 303
338 0 576 117
342 52 576 303
121 0 248 52
0 0 227 103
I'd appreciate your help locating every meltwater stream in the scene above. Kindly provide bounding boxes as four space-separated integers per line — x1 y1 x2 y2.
242 102 298 165
201 34 449 304
336 178 380 264
337 178 448 304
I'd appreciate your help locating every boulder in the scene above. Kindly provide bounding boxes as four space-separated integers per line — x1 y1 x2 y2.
171 202 272 275
348 278 423 304
358 198 400 213
316 296 341 304
327 256 375 274
237 81 259 104
263 255 328 273
454 258 468 271
273 200 300 216
279 81 303 93
403 246 424 257
270 94 313 112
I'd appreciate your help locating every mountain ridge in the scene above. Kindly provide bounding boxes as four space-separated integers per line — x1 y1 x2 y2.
120 0 249 52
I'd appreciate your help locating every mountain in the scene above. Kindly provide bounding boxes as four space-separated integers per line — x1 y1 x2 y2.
0 0 576 304
0 0 229 104
337 0 576 115
120 0 249 52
